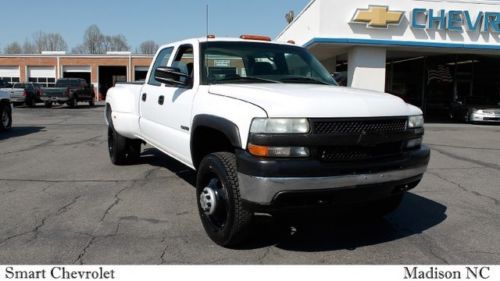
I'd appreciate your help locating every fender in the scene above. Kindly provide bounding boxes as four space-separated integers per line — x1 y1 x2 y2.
191 114 242 149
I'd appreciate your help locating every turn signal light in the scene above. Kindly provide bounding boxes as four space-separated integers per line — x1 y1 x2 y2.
248 144 269 157
240 35 272 41
248 144 310 158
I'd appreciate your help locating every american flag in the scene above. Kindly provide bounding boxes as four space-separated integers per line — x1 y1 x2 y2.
427 65 453 84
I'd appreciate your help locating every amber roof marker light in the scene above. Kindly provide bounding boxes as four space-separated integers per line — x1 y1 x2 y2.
240 34 272 41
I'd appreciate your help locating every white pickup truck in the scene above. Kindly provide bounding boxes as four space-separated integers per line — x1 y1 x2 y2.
0 90 12 131
105 35 430 246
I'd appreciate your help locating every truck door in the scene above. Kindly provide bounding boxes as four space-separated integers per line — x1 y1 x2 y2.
141 44 197 166
139 46 174 150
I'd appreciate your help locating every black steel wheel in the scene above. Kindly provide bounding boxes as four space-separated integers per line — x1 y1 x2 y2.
0 103 12 131
196 152 252 247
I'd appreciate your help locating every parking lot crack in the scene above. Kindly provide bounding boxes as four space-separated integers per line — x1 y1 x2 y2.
100 182 136 222
60 135 101 146
430 146 500 171
0 194 82 247
74 223 121 265
0 139 55 155
144 167 161 179
429 172 499 206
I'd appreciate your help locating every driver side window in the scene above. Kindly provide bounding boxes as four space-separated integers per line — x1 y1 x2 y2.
148 47 174 86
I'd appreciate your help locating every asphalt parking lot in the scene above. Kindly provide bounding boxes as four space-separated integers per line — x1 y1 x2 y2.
0 104 498 264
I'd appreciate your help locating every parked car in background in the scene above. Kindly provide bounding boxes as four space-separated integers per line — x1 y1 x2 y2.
0 79 12 89
41 78 95 108
0 90 12 131
0 83 24 107
10 83 43 107
449 96 500 123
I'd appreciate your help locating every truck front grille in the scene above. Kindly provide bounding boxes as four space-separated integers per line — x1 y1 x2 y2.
313 118 407 135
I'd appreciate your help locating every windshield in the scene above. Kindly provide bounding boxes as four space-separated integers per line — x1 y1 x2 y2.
13 83 26 88
200 42 337 86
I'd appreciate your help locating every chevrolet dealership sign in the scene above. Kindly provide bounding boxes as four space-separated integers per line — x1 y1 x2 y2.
352 6 500 33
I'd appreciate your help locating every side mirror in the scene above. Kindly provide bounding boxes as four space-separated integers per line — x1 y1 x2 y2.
154 67 189 86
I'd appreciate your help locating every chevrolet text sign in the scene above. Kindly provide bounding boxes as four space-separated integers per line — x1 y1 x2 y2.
411 9 500 33
352 6 500 33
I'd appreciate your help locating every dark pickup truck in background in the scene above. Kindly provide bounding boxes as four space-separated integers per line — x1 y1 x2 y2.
41 78 95 108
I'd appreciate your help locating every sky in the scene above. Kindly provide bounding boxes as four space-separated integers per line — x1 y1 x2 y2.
0 0 310 52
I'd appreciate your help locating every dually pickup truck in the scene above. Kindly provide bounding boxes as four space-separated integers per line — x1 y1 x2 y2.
41 78 95 108
105 35 430 246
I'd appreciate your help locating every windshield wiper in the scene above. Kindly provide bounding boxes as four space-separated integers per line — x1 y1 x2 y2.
212 75 280 84
280 77 330 85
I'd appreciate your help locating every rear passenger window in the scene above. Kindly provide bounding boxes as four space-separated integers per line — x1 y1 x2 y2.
148 47 174 86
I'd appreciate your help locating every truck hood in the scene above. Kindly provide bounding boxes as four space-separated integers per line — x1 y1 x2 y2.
208 84 420 118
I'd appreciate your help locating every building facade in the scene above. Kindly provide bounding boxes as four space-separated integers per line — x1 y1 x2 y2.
277 0 500 118
0 54 153 99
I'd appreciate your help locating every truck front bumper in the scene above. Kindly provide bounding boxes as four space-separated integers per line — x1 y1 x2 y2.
236 145 430 207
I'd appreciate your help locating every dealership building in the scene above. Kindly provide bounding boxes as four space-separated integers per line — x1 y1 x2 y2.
0 53 153 99
278 0 500 118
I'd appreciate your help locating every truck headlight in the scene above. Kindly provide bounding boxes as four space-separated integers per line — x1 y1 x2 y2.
408 115 424 128
250 118 309 134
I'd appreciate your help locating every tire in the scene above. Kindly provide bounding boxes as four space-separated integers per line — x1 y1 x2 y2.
68 98 77 108
196 152 253 247
25 98 34 107
44 101 52 108
89 99 95 107
107 126 141 165
0 103 12 131
464 111 471 123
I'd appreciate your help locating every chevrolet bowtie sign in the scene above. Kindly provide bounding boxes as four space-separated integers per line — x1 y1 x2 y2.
352 5 404 28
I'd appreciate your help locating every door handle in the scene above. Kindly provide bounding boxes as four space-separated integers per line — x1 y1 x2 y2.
158 95 164 105
141 93 147 102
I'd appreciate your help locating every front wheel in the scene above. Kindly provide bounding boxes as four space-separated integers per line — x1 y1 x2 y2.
107 126 141 165
0 103 12 131
44 101 52 108
196 152 253 247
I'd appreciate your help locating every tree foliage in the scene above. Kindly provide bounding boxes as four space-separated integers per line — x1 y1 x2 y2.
73 25 130 54
139 40 159 54
4 42 22 54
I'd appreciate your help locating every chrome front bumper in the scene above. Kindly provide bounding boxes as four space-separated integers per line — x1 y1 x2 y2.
238 165 428 205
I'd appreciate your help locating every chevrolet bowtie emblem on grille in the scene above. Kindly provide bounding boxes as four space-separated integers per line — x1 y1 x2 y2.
352 5 404 28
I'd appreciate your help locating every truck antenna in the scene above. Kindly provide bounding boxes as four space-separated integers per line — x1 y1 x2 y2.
206 5 209 38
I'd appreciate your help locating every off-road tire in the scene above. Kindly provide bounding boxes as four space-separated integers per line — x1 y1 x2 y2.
0 102 12 131
196 152 253 247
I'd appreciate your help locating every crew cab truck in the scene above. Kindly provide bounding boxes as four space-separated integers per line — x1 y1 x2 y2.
0 90 12 131
105 36 430 246
41 78 95 108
